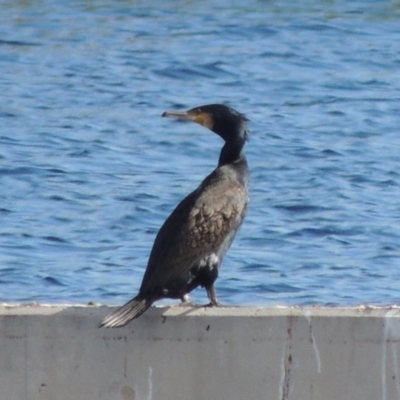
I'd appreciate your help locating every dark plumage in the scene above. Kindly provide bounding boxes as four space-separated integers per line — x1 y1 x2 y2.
100 104 249 328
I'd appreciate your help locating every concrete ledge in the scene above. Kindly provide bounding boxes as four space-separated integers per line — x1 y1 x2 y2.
1 304 400 400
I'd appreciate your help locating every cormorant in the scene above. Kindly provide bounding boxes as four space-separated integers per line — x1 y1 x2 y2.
100 104 249 328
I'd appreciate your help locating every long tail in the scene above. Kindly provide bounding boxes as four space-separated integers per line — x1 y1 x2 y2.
100 296 153 328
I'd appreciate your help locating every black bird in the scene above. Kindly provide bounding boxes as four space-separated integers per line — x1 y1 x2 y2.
100 104 249 328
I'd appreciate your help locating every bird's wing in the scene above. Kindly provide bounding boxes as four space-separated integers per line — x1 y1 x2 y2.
139 176 248 293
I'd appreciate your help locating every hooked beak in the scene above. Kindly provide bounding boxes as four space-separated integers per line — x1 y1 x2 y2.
162 110 195 121
162 108 214 130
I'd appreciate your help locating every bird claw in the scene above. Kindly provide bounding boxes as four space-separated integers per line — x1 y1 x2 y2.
204 301 221 308
178 300 196 307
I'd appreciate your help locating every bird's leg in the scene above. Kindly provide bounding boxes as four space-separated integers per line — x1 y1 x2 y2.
181 293 190 303
205 284 220 307
179 293 194 306
201 256 220 307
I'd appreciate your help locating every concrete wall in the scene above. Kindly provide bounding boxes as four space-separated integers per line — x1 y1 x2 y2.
1 304 400 400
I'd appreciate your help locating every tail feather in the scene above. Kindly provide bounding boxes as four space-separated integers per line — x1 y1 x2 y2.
100 297 152 328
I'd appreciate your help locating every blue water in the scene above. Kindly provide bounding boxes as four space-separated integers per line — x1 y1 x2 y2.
1 0 400 307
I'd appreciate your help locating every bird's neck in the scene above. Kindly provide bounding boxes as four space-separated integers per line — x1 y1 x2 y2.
218 139 246 167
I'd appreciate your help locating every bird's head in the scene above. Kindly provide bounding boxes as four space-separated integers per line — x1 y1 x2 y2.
162 104 248 143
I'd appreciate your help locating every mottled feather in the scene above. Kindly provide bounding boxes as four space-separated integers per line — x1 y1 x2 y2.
140 166 248 293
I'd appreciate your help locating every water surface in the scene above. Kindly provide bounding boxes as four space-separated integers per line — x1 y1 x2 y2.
1 0 400 306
